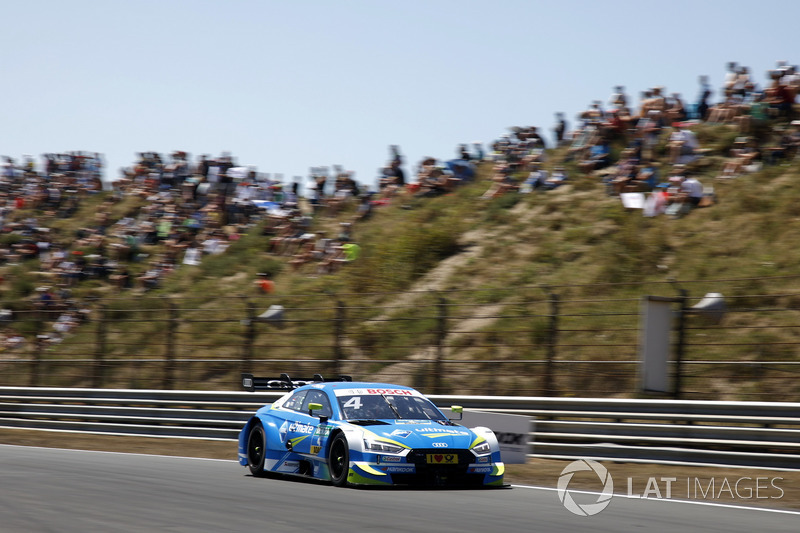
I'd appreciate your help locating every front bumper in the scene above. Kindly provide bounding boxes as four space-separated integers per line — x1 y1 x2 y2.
347 458 505 487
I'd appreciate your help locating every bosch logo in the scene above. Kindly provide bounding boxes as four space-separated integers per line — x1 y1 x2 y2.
432 442 448 448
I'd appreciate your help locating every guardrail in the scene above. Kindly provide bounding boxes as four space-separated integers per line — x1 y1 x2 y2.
1 387 799 470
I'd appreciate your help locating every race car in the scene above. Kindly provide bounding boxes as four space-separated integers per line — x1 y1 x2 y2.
237 373 504 487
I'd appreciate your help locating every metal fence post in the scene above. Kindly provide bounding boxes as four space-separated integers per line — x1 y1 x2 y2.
94 304 106 387
333 300 345 376
544 291 559 396
163 299 178 389
673 289 688 399
243 299 255 375
29 316 42 387
434 295 447 394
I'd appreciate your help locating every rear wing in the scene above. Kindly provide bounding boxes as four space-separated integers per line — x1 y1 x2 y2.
241 372 352 392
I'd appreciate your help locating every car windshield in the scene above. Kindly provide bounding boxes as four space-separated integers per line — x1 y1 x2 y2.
336 391 447 422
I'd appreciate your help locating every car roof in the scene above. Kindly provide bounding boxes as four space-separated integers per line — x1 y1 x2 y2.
300 382 418 393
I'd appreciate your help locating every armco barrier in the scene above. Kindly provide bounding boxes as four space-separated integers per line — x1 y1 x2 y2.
1 387 798 470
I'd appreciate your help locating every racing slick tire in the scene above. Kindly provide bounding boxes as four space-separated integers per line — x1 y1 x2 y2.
328 433 350 487
246 423 268 476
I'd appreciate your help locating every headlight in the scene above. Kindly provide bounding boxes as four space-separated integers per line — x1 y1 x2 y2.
363 438 404 454
471 441 491 455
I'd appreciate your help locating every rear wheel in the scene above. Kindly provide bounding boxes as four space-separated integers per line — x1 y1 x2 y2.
328 434 350 486
246 424 267 476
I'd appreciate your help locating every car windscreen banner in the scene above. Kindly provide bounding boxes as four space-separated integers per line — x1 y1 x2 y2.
333 388 423 397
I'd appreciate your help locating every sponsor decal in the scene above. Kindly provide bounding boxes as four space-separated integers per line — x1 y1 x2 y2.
416 427 469 436
469 467 492 474
426 453 458 465
389 429 412 439
379 455 403 463
313 426 332 437
367 388 413 396
334 388 422 397
395 420 430 425
283 461 300 468
288 422 315 435
310 445 322 455
476 456 490 464
288 435 309 449
381 465 415 474
495 432 526 445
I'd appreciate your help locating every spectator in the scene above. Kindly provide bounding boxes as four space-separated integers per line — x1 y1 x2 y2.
723 62 740 94
472 141 485 161
480 162 517 199
666 93 687 124
766 69 796 120
717 137 762 179
543 166 568 190
635 110 664 160
255 272 275 294
520 161 548 193
666 172 706 218
696 75 713 120
182 243 201 266
578 139 611 174
341 241 361 262
415 158 451 198
552 113 567 146
609 85 628 110
668 123 700 165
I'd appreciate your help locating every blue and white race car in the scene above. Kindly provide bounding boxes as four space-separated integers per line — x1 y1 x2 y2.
238 374 505 487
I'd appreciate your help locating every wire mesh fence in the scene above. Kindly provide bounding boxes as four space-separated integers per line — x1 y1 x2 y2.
2 277 800 400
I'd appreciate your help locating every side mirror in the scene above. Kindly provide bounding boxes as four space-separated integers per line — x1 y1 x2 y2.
308 402 329 424
449 405 463 421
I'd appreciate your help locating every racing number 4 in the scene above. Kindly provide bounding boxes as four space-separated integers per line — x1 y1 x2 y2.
343 397 362 410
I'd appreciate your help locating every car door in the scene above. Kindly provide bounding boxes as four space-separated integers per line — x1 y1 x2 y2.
271 389 307 452
286 389 333 457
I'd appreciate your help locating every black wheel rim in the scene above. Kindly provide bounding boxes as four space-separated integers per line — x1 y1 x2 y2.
248 428 264 466
331 439 346 479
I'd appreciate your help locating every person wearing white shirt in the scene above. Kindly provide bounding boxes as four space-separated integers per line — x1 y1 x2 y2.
669 126 699 164
680 175 704 207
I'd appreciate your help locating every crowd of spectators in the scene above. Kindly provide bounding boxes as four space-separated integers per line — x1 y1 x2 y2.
0 148 374 351
465 60 799 219
1 60 799 352
1 152 103 219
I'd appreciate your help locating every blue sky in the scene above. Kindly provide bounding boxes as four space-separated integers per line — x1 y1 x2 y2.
3 0 799 191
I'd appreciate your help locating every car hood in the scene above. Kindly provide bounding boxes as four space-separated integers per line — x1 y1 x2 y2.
346 419 479 449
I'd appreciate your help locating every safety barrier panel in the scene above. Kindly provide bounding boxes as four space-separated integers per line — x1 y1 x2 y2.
1 387 798 470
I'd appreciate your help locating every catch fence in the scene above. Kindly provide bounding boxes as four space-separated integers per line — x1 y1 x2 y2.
1 277 799 400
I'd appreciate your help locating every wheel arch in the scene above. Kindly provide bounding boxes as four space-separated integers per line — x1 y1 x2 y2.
326 427 346 456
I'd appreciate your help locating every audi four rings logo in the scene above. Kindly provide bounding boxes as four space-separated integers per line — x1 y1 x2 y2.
432 442 448 447
557 459 614 516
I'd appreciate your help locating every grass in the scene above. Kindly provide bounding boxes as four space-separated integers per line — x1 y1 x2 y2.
2 122 800 398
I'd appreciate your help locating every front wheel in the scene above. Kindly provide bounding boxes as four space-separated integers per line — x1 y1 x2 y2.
328 434 350 486
247 424 268 476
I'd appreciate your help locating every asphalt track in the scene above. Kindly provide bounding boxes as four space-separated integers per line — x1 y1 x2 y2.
0 445 796 533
